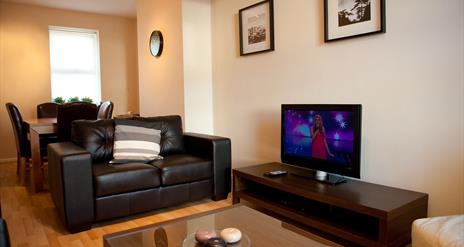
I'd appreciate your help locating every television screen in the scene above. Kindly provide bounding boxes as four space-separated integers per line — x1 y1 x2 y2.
283 110 355 165
281 104 361 178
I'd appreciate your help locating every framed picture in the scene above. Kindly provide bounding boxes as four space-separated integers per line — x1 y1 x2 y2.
239 0 274 56
324 0 385 42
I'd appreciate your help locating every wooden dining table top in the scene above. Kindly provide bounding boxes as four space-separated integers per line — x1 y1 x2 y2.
24 118 57 126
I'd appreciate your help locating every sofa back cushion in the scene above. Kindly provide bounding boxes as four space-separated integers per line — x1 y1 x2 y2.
71 119 114 162
134 115 185 155
71 116 185 162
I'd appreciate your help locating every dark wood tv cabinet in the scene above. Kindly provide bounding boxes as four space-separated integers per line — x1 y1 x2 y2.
232 163 428 247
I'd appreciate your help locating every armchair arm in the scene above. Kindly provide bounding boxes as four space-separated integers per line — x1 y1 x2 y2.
0 219 10 247
48 142 94 233
183 133 231 200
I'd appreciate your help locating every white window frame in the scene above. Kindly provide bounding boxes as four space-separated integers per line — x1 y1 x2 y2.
48 26 102 103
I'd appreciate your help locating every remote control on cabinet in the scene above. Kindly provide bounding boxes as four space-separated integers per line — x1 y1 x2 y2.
263 170 288 177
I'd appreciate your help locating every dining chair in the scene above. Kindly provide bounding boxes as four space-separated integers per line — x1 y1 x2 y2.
5 103 31 175
97 101 114 120
56 102 98 141
5 103 51 175
37 102 59 118
36 102 60 157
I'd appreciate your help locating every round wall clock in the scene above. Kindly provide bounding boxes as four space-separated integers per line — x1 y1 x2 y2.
149 30 163 57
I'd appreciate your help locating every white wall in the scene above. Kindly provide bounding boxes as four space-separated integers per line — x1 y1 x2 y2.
182 0 214 134
211 0 464 216
136 0 185 118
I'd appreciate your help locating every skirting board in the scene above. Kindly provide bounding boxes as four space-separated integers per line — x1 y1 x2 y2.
0 158 16 163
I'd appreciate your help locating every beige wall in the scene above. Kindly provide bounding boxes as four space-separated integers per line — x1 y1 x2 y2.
136 0 185 118
182 0 214 134
212 0 464 217
0 2 139 160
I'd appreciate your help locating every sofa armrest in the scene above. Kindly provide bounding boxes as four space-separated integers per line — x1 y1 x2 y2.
48 142 94 233
184 133 231 200
0 219 10 247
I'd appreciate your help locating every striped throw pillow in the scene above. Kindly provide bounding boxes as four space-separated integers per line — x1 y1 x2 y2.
111 120 163 163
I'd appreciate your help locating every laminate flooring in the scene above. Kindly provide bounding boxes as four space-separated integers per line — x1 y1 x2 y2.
0 162 231 247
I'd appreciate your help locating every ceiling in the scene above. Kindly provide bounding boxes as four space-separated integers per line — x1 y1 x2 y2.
1 0 137 17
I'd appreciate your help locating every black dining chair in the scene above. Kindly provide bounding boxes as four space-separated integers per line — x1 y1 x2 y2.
56 102 98 141
5 103 50 175
97 101 114 120
5 103 31 175
37 102 60 154
37 102 59 118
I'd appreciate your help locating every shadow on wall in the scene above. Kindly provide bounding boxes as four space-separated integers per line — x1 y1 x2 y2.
233 13 240 57
254 109 281 162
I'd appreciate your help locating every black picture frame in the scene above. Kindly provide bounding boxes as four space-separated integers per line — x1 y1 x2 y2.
324 0 386 42
239 0 274 56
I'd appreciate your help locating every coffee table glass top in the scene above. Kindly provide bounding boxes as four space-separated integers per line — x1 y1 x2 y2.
104 205 329 247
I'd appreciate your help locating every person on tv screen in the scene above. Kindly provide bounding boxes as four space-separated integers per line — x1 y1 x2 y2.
311 115 334 160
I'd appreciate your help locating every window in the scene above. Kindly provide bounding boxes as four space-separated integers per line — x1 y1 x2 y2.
49 26 101 103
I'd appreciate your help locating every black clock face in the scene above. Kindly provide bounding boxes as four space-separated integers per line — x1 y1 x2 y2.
150 31 163 57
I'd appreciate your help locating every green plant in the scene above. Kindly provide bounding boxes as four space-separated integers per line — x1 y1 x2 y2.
67 96 80 103
53 97 65 104
81 97 93 103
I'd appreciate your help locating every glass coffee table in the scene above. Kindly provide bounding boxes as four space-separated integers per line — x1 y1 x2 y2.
103 205 331 247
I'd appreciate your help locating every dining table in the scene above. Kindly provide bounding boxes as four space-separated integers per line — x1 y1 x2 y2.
24 117 57 192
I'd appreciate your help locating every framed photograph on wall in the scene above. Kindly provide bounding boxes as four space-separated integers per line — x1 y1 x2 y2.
324 0 385 42
239 0 274 56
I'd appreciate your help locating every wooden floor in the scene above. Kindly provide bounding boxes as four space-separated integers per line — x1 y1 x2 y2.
0 162 231 247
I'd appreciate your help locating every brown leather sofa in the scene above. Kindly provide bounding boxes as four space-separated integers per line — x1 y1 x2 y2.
48 116 231 233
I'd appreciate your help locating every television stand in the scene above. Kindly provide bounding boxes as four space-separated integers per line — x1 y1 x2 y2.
233 162 428 247
290 169 347 185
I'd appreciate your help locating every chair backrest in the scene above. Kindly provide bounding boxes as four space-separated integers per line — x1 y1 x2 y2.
5 103 30 157
37 102 59 118
97 101 114 120
57 102 98 141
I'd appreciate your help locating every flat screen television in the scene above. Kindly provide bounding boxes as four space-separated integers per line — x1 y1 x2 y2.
281 104 362 183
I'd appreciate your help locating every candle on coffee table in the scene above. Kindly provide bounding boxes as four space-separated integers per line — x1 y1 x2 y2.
194 229 217 243
220 228 242 243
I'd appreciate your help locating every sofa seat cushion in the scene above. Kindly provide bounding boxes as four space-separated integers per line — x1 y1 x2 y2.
93 163 161 197
150 154 213 186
